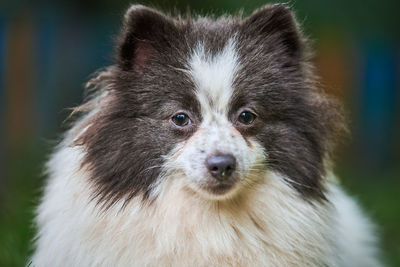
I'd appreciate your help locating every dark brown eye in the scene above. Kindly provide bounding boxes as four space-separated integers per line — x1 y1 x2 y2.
238 111 256 125
171 113 190 127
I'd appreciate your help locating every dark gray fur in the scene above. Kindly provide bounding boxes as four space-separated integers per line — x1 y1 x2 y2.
74 4 345 208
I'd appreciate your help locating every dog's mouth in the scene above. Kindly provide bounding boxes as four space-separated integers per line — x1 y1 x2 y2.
203 182 236 195
195 176 240 198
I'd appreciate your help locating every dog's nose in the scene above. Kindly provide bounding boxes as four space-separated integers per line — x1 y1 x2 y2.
206 154 236 180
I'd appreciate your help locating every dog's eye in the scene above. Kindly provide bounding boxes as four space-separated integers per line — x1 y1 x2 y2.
171 113 191 127
238 111 256 125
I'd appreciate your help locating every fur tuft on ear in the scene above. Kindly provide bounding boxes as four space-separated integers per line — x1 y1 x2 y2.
242 4 304 58
118 5 177 70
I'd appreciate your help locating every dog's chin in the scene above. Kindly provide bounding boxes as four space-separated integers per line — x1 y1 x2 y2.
188 179 240 201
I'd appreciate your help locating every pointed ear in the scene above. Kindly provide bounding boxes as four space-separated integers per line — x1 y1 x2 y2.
117 5 177 70
242 4 304 58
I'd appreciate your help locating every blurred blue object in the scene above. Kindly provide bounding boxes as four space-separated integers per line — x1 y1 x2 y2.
356 41 399 169
35 11 57 137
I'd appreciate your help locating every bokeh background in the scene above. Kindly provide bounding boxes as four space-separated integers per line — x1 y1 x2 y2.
0 0 399 266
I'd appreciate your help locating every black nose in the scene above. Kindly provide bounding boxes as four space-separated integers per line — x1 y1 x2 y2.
206 154 236 180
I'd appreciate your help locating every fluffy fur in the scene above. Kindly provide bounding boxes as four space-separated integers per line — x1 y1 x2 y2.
32 4 382 266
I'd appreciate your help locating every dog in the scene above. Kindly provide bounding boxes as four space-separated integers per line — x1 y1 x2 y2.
32 4 382 266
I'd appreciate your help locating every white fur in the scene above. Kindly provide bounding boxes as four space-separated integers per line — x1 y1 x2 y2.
328 180 382 267
32 139 381 266
188 38 239 116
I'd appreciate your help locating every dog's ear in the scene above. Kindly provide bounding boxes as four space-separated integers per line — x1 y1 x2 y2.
117 5 177 70
242 4 304 58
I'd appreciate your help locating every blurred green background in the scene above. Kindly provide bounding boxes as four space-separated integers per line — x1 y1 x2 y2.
0 0 399 266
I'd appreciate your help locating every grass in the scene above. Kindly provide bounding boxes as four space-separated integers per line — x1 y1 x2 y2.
0 144 399 266
0 143 46 266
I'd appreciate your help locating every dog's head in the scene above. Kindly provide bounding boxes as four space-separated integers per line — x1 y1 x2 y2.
75 4 344 207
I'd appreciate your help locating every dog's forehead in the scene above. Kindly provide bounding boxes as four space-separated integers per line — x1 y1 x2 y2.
187 38 240 118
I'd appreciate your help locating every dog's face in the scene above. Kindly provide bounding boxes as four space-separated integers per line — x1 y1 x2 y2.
76 4 343 207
